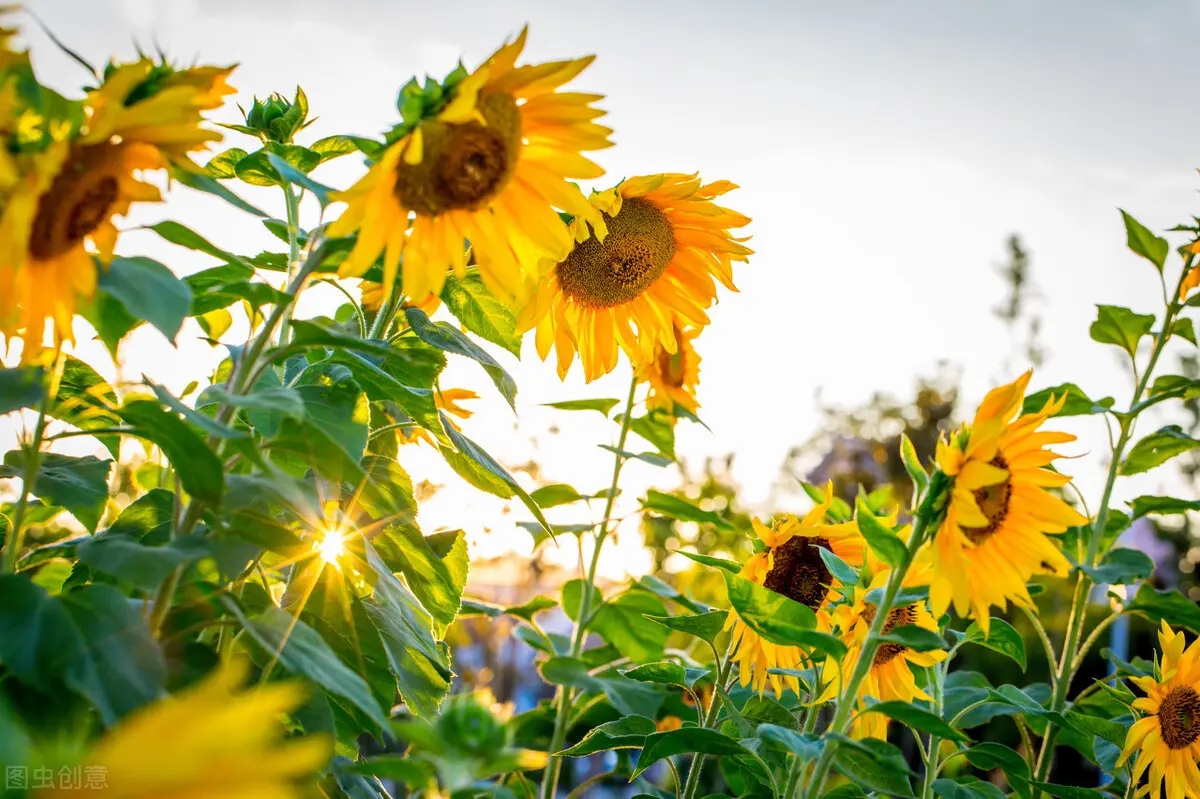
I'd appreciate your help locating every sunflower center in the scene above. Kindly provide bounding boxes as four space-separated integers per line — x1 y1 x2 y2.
865 603 918 666
762 535 833 610
962 455 1011 545
1159 685 1200 749
555 197 676 309
393 93 520 215
29 145 121 261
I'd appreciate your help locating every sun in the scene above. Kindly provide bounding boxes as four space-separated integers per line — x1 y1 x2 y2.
316 526 346 566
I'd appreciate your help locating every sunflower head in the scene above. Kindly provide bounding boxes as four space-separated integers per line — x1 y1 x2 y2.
523 174 751 382
1118 621 1200 799
331 28 611 306
85 57 235 158
928 372 1086 633
724 489 866 697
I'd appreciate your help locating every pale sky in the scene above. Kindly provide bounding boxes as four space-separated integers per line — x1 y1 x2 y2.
6 0 1200 578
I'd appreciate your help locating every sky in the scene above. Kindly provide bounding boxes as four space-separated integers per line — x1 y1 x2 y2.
5 0 1200 580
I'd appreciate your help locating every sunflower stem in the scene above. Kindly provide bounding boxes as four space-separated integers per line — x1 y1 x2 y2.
1 348 63 575
681 643 737 799
920 659 947 799
803 471 948 799
540 374 639 799
276 181 303 350
1033 252 1192 792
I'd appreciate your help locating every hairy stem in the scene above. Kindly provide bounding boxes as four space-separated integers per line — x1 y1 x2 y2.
540 375 639 799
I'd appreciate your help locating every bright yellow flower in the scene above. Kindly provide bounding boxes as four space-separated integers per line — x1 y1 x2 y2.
928 371 1086 633
1118 621 1200 799
360 280 441 317
637 323 702 414
820 541 945 740
37 659 331 799
724 488 866 697
0 60 231 358
400 387 476 446
84 59 235 160
521 173 751 382
331 28 612 305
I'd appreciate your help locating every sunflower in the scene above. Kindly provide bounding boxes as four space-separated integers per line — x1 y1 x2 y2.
84 58 235 160
724 489 866 697
520 174 751 382
0 62 232 357
1118 621 1200 799
331 28 611 306
928 371 1086 633
37 659 330 799
637 323 701 414
820 543 945 740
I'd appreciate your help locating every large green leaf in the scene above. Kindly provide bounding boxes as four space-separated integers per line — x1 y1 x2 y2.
642 490 733 529
371 521 467 638
1127 585 1200 633
272 367 370 480
49 356 122 457
1083 548 1155 586
963 619 1026 670
1119 210 1168 273
0 578 166 725
148 220 247 268
643 609 729 645
538 656 665 718
405 308 517 409
1129 495 1200 518
864 699 970 743
360 542 452 718
963 743 1030 799
0 452 111 532
1020 383 1114 417
236 604 389 734
1089 305 1155 359
632 728 750 779
1121 425 1200 475
439 418 553 540
561 715 656 756
830 734 915 798
96 256 193 343
587 591 670 661
855 500 908 567
77 532 208 593
116 399 224 506
440 270 522 357
933 778 1007 799
722 572 837 655
543 397 620 415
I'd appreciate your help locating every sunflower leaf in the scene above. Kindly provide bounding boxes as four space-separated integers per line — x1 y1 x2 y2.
1088 305 1155 359
855 498 909 567
1020 383 1114 417
1120 425 1200 475
963 619 1026 670
1119 210 1169 273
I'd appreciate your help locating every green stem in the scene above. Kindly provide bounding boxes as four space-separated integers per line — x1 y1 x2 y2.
276 182 303 350
920 662 947 799
1034 254 1191 789
0 349 63 575
804 475 948 799
681 645 737 799
540 375 639 799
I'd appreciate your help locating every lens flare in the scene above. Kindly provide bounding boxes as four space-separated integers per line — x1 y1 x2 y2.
317 527 345 565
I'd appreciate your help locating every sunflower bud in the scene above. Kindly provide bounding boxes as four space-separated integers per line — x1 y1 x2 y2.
435 691 509 755
243 87 309 143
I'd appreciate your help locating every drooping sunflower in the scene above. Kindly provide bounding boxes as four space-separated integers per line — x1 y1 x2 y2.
820 544 945 740
37 659 330 799
928 371 1086 633
331 28 612 306
725 490 866 697
1118 621 1200 799
0 61 232 357
637 323 702 414
521 174 752 381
